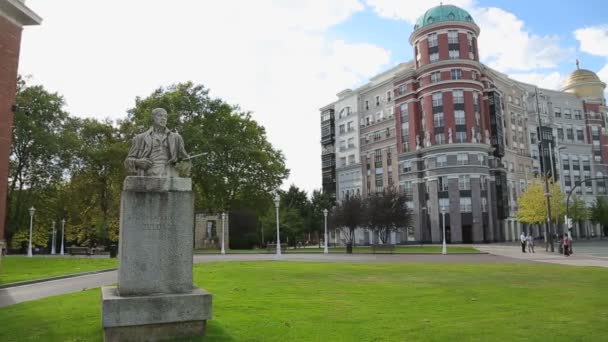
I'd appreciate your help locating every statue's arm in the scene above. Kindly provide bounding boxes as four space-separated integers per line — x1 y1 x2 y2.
124 136 146 174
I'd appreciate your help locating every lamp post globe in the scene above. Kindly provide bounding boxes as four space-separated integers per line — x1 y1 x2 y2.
27 207 36 257
323 209 329 254
274 192 281 258
441 207 447 255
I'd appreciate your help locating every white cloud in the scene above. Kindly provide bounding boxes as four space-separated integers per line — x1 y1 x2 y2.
574 25 608 57
574 25 608 98
19 0 391 195
507 72 565 90
365 0 573 72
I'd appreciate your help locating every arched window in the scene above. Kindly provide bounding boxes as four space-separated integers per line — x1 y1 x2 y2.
466 15 472 22
427 17 434 24
448 13 455 20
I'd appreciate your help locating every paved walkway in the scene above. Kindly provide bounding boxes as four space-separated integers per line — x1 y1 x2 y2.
475 244 608 268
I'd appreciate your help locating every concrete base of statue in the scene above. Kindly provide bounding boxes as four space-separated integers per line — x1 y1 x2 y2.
101 176 212 341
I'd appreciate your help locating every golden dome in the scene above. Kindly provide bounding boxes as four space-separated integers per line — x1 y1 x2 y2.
561 68 606 99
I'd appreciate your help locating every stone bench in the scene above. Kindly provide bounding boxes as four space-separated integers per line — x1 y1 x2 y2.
371 244 396 254
67 246 91 255
266 243 287 252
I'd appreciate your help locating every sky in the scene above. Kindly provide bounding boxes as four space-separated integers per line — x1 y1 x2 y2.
18 0 608 196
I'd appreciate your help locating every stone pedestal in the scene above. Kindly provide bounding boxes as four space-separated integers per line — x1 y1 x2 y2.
102 176 212 341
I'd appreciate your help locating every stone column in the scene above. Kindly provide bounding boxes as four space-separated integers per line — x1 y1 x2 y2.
428 179 441 243
412 180 423 242
471 177 484 242
448 177 462 243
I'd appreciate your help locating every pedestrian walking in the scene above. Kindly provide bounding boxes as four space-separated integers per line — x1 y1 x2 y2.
520 232 527 253
526 233 535 253
563 234 570 256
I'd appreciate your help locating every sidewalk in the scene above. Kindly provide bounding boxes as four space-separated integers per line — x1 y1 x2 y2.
475 244 608 268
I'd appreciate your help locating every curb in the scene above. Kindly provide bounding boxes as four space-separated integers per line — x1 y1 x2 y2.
193 252 489 255
0 268 118 289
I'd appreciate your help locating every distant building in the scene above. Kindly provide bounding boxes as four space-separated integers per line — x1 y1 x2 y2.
0 0 42 254
319 4 607 244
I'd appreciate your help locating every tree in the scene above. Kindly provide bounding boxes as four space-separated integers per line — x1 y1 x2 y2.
120 82 289 214
518 180 565 234
590 197 608 237
364 189 412 244
331 195 364 253
309 190 335 247
7 78 71 241
569 196 589 238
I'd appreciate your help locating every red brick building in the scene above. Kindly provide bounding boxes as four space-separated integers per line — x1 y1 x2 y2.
0 0 41 253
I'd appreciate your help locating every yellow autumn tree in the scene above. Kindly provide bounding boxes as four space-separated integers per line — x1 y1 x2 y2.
517 179 565 229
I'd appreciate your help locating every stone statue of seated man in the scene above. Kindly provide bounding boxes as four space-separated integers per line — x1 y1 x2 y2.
124 108 191 177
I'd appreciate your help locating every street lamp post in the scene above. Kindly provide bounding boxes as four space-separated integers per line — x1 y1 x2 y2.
274 192 281 258
221 212 226 255
323 209 329 254
27 207 36 257
441 207 447 255
51 221 56 255
60 218 65 256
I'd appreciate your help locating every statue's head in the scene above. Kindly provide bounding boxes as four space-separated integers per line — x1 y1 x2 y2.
152 108 168 128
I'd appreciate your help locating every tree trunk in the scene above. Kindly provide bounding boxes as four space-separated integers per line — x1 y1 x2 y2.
346 243 353 254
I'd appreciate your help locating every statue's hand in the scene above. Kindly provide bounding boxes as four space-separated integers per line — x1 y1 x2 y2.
135 158 153 170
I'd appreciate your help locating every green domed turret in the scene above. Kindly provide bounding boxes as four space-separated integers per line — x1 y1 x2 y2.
414 4 475 31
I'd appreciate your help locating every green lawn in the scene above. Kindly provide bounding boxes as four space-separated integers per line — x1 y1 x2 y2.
0 257 118 285
195 245 480 254
1 262 607 341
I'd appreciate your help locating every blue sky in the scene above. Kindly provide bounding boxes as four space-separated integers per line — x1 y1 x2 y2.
328 0 608 90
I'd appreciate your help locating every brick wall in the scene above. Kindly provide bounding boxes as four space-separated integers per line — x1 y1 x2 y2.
0 14 23 243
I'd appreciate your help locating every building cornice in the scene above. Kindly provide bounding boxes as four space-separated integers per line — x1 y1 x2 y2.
0 0 41 26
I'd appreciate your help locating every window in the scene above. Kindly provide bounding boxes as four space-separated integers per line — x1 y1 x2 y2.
347 137 354 148
373 131 381 142
432 92 443 107
439 176 449 191
430 53 439 63
348 154 355 165
403 161 412 172
480 175 487 190
460 197 472 212
566 128 574 141
365 100 369 110
457 153 468 165
477 154 486 165
402 181 412 195
435 133 445 144
340 157 346 167
453 90 464 104
482 197 488 212
574 110 582 120
472 71 478 80
339 124 345 134
436 155 447 167
449 49 460 59
428 33 438 47
387 91 392 102
530 132 537 144
431 71 441 83
458 175 470 190
434 112 444 127
451 69 462 80
347 121 354 132
455 110 465 125
456 131 467 143
448 30 458 44
375 96 380 106
554 107 561 118
564 109 572 119
399 84 407 95
576 128 584 142
387 150 392 166
508 95 513 103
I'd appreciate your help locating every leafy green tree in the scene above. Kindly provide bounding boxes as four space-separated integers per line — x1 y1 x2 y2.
364 189 412 244
569 196 589 237
331 195 364 253
7 78 71 244
590 197 608 237
309 190 335 246
120 82 289 214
